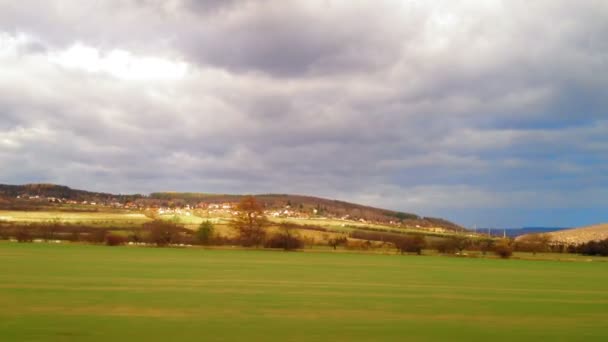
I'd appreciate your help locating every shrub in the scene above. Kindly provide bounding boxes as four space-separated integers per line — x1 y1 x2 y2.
196 221 214 245
345 239 373 250
105 234 127 246
494 240 513 259
144 219 187 246
515 234 551 255
265 223 304 250
16 226 33 243
265 233 304 250
350 230 401 243
433 238 458 254
395 235 426 255
88 229 108 243
327 236 348 250
577 238 608 256
473 238 494 255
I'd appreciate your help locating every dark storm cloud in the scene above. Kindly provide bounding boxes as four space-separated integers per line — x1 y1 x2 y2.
1 0 608 226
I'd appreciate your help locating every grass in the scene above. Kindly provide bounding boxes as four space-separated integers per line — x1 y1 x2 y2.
0 210 150 227
1 242 607 341
271 217 408 232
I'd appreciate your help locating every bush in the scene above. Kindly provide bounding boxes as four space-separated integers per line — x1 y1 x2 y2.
473 238 494 255
350 230 401 243
494 240 513 259
395 235 426 255
515 234 551 255
577 238 608 256
327 236 348 250
16 226 33 243
196 221 214 245
144 219 188 246
433 238 458 254
88 229 108 243
345 239 373 250
264 233 304 250
105 234 127 246
265 224 304 250
431 236 471 255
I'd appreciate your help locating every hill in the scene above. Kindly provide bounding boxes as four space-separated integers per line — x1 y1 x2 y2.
0 183 464 231
505 227 569 238
545 223 608 244
0 183 142 202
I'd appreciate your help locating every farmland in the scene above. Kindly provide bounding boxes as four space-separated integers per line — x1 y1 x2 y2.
1 242 607 341
0 209 451 241
0 210 150 226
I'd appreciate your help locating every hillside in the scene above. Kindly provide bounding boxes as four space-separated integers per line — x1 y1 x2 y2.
0 183 142 202
0 183 464 231
546 223 608 244
505 227 569 238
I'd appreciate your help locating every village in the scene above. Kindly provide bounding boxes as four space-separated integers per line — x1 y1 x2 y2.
8 193 447 230
12 194 359 221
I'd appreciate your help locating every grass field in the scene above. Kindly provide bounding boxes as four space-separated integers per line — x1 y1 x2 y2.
1 243 607 341
0 210 150 227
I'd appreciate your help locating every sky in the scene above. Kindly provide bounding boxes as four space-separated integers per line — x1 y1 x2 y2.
0 0 607 228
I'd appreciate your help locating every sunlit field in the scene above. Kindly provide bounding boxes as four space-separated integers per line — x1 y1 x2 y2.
0 210 150 227
1 242 607 341
0 209 453 237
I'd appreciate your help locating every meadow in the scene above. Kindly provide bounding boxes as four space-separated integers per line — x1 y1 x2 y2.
1 242 607 341
0 210 150 227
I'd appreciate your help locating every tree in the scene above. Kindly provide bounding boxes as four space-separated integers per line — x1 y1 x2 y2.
42 218 61 241
452 236 471 254
577 238 608 256
196 220 215 245
516 234 551 255
476 238 494 255
434 238 458 254
16 226 33 243
105 234 127 246
327 236 348 250
265 223 303 251
230 196 268 247
395 235 426 255
494 239 513 259
144 219 184 247
435 235 471 254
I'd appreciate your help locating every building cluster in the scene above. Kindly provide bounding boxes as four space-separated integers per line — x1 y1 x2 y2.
15 194 143 209
11 194 418 229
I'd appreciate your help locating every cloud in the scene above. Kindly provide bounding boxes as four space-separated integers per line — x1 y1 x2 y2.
0 0 607 227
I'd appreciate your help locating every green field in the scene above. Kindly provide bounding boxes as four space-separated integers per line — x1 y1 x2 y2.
1 243 607 341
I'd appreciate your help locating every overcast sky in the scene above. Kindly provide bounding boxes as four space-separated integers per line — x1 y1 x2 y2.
1 0 607 227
